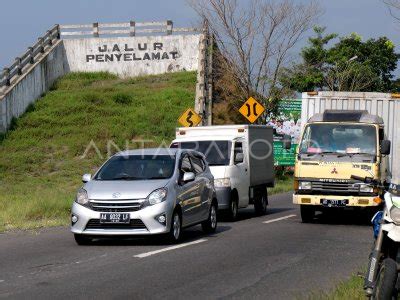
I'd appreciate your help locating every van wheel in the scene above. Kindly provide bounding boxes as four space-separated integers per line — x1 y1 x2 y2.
254 191 268 216
227 196 238 221
202 202 218 233
300 205 315 223
168 211 182 243
74 234 92 245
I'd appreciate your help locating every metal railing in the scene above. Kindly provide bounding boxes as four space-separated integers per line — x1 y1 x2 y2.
60 20 199 38
0 20 201 91
0 25 60 90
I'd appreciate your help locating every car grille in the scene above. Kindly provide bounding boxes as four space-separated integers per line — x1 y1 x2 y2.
89 199 145 212
311 181 359 194
85 219 147 230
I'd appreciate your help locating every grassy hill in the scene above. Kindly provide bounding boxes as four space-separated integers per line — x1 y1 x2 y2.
0 71 197 231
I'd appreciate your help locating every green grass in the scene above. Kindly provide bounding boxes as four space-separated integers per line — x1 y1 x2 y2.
270 176 293 195
0 71 197 231
308 273 364 300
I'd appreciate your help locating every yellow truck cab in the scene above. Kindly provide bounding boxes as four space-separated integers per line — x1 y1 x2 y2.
294 107 393 222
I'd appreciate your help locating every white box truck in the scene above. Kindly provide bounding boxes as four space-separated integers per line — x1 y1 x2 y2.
294 91 400 222
171 125 276 219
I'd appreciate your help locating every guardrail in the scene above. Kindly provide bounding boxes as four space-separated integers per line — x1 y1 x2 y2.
0 25 60 90
60 20 199 38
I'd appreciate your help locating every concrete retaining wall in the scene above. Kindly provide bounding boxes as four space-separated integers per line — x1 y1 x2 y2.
62 34 202 77
0 26 205 133
0 41 67 132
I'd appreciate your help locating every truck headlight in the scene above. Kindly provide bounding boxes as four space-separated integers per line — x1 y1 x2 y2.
76 188 89 206
299 181 312 190
147 188 168 205
359 184 374 193
214 178 231 188
390 207 400 224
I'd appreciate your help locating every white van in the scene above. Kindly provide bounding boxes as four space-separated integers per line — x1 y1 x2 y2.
171 125 276 219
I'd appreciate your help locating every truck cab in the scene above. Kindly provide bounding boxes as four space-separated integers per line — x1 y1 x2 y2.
293 110 391 222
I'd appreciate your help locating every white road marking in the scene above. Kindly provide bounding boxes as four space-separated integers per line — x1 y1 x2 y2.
134 239 208 258
263 214 297 224
0 280 4 283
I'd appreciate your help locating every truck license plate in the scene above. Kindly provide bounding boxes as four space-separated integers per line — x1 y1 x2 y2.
100 213 130 224
321 199 348 207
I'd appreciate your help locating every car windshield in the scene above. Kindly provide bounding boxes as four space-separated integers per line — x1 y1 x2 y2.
299 124 377 156
95 155 176 180
173 141 231 166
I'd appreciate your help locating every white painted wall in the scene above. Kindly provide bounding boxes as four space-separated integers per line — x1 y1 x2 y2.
62 34 202 77
0 41 67 133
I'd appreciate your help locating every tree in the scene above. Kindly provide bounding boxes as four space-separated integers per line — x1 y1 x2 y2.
280 27 399 92
188 0 321 114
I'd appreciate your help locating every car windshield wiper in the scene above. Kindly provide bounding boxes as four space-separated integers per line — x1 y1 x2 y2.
147 176 168 180
111 175 141 180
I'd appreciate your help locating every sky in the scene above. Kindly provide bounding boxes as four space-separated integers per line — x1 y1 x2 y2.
0 0 399 75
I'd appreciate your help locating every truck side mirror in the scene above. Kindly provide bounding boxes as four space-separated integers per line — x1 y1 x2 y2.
234 153 244 164
381 140 391 155
283 135 292 150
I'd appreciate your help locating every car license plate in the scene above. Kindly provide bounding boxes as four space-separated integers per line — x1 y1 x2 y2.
321 199 348 207
100 213 130 224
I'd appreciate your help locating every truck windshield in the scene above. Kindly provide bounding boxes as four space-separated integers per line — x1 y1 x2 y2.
176 141 231 166
95 155 176 180
299 124 377 156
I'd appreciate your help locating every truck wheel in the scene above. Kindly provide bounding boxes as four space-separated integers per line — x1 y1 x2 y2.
373 258 398 300
254 191 268 216
300 205 315 223
227 195 238 221
202 202 218 233
74 234 92 246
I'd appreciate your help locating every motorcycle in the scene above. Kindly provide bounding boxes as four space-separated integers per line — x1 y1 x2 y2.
353 174 400 300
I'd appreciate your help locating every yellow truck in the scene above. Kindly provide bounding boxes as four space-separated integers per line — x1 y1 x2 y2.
293 92 400 222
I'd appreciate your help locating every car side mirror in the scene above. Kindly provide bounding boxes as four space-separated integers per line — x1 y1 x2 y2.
381 140 391 155
234 153 244 164
82 174 92 183
283 134 292 150
182 172 195 183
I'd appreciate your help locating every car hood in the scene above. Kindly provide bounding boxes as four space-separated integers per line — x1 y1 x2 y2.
83 179 170 200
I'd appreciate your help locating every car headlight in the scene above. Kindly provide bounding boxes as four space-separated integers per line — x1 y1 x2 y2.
76 188 89 206
147 188 168 205
299 181 312 190
214 178 231 188
390 207 400 224
359 184 374 193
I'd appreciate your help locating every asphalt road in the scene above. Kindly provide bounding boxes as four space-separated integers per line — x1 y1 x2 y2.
0 192 372 300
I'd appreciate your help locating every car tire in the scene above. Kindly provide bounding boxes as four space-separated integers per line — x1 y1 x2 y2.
202 202 218 233
74 234 92 245
168 211 182 244
254 191 268 216
300 205 315 223
227 195 238 221
373 258 398 300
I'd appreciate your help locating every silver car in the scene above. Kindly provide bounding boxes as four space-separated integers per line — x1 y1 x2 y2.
71 148 217 245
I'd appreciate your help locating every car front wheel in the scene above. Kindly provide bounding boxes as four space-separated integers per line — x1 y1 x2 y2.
168 211 182 243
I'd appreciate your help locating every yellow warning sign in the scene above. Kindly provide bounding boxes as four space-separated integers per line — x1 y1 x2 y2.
239 97 265 123
178 108 202 127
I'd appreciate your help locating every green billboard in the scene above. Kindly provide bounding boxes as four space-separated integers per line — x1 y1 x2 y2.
266 99 302 166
